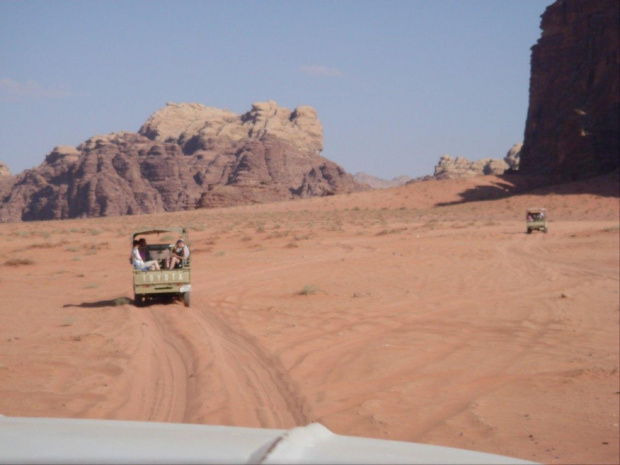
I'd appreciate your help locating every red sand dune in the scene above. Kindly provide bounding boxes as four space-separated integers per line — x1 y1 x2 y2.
1 174 618 464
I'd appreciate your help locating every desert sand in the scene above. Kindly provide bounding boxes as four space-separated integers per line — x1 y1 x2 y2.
1 174 618 464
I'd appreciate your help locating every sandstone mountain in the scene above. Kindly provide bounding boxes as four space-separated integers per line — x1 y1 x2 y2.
0 101 364 222
519 0 619 181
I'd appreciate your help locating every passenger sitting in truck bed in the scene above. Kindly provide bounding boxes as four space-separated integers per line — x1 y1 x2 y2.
138 238 150 261
131 240 160 271
166 239 190 269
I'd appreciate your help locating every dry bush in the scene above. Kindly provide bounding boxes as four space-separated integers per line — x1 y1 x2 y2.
26 240 70 250
299 284 319 296
3 258 35 267
59 316 76 327
376 227 407 236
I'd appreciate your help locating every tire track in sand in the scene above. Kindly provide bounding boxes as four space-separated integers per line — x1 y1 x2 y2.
132 297 308 429
116 308 190 423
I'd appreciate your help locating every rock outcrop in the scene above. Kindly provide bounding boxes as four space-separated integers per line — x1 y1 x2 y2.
0 162 14 201
360 143 522 187
519 0 619 181
504 143 523 171
0 101 364 222
433 155 510 180
0 162 10 178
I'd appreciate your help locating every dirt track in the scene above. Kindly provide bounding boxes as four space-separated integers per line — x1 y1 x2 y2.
1 175 618 464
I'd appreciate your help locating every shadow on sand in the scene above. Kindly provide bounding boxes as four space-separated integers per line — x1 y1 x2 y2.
63 299 125 308
434 172 619 208
63 296 179 309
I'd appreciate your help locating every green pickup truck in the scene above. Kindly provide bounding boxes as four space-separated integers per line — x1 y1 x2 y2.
131 227 191 307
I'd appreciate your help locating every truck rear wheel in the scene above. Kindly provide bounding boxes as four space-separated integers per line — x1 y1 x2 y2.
183 292 190 307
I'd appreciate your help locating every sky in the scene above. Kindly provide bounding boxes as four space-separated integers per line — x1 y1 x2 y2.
0 0 550 180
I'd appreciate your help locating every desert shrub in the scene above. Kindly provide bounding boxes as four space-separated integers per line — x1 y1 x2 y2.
59 316 75 327
299 284 319 296
113 297 131 306
376 227 407 236
27 242 55 249
3 258 35 267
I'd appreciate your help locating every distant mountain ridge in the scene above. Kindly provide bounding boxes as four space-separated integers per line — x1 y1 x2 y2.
353 173 411 189
0 101 365 222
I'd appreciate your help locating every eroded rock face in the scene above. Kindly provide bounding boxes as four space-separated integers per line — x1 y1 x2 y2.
139 100 323 156
433 155 509 180
519 0 620 180
0 101 363 222
1 134 192 221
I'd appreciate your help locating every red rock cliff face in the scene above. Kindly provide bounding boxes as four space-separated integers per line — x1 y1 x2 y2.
519 0 619 181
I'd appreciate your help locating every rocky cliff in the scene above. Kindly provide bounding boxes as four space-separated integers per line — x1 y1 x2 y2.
433 155 511 180
0 101 364 222
519 0 619 180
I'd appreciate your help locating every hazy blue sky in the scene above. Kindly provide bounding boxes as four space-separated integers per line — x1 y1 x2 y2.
1 0 549 179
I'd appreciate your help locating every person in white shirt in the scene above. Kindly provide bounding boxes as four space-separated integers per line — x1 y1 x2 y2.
130 240 160 270
166 239 190 269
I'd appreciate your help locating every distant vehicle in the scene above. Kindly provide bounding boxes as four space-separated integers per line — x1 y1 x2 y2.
526 208 547 234
131 227 191 307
